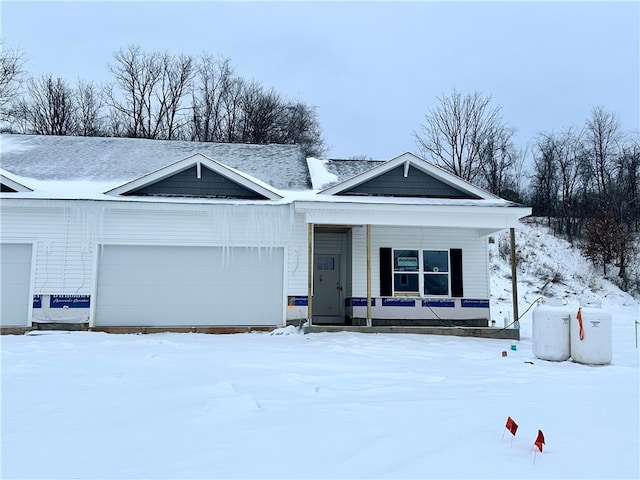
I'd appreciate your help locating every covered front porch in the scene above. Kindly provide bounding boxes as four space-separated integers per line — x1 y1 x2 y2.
295 199 528 337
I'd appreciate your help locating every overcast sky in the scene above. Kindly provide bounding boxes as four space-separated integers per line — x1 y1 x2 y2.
2 1 638 160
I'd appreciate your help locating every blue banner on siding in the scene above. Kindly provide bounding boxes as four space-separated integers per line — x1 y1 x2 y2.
33 295 42 308
422 299 455 308
461 299 490 309
50 295 91 309
288 296 308 307
382 298 416 307
345 298 376 307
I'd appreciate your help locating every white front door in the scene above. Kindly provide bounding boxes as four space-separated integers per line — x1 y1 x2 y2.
313 254 342 323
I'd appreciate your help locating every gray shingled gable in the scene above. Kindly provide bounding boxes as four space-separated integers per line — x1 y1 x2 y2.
0 134 311 190
126 164 269 199
339 164 480 198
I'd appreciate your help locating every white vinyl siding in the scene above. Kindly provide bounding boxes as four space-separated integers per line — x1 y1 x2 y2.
0 204 93 295
101 203 292 247
351 225 489 299
286 213 310 296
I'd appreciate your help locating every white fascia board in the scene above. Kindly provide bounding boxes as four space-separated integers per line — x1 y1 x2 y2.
296 201 532 230
320 152 499 200
0 171 33 192
105 153 282 200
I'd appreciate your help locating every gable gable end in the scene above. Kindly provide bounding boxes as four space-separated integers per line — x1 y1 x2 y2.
321 153 494 200
106 154 282 200
339 164 479 199
125 164 269 199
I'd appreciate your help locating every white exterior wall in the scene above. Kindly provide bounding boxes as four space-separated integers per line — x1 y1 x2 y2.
352 225 490 299
1 199 295 325
287 212 310 296
0 203 95 296
2 200 294 288
347 225 492 322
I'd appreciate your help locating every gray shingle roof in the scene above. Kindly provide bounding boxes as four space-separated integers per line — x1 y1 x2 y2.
322 158 385 187
0 134 312 190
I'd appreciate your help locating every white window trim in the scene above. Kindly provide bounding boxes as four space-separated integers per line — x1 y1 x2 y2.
392 248 451 297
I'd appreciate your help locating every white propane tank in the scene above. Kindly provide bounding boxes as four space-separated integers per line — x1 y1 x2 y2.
570 300 612 365
532 298 571 361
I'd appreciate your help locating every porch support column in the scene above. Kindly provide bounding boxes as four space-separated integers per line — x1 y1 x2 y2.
366 224 372 327
510 227 520 329
307 223 314 326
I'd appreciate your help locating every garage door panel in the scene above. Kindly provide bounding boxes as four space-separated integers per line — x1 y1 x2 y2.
1 244 32 327
97 304 278 326
95 245 283 327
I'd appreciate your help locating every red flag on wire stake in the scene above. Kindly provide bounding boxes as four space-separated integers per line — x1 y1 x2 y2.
502 416 519 446
534 430 545 452
530 429 545 464
506 416 518 436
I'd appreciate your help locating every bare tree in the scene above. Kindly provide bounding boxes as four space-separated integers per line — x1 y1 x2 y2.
157 51 194 139
0 41 26 121
554 128 584 240
414 90 507 182
190 54 234 142
104 45 193 139
239 82 281 144
478 125 516 196
219 75 245 143
584 106 622 197
530 133 561 221
278 101 325 157
585 209 629 277
76 79 105 136
616 135 640 231
15 75 76 135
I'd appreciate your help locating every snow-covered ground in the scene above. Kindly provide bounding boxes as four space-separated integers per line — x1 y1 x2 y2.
2 220 639 479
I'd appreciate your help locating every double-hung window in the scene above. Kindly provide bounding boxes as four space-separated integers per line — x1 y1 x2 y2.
392 249 450 296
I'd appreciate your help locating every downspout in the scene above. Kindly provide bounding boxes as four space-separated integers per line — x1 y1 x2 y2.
366 224 372 327
307 223 314 326
510 227 520 329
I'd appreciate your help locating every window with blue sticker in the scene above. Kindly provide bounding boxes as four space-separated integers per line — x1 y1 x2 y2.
393 250 419 294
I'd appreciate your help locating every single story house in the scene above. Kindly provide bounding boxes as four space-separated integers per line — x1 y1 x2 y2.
0 134 531 336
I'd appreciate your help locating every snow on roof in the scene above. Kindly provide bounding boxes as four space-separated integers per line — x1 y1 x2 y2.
322 158 386 187
0 134 312 190
0 134 524 211
306 157 339 190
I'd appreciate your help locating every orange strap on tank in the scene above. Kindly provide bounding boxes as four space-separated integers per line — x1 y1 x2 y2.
577 307 585 341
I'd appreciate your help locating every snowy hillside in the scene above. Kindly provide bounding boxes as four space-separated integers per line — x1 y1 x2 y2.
1 219 638 480
489 217 639 328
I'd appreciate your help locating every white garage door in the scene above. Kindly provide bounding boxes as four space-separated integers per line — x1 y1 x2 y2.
95 245 284 326
1 243 33 326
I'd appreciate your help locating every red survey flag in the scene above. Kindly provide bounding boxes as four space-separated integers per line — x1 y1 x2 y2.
505 416 518 436
534 429 545 452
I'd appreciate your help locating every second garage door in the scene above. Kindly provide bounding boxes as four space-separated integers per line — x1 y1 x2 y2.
95 245 284 326
0 243 33 327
